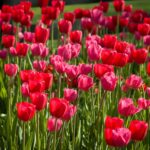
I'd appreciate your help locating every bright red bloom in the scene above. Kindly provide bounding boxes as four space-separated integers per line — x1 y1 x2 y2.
21 14 31 27
137 23 150 36
99 2 109 13
2 35 15 48
105 116 124 129
35 26 49 44
103 34 117 49
1 23 14 34
114 40 128 53
113 0 125 12
51 0 65 13
119 17 129 28
12 9 24 23
30 92 47 111
20 70 36 82
49 98 68 118
64 12 75 25
4 64 18 77
70 30 82 44
94 64 114 79
81 18 94 32
1 13 11 22
82 9 91 18
144 17 150 25
104 128 131 147
129 120 148 141
74 8 83 19
58 19 72 34
124 4 132 12
147 62 150 76
132 48 148 64
16 102 36 122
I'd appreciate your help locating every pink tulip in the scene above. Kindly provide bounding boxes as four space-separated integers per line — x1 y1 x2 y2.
4 64 18 77
78 74 93 91
62 105 77 121
125 74 143 90
33 60 47 72
87 43 102 61
143 35 150 46
0 49 7 59
146 87 150 97
64 88 78 102
137 98 150 110
100 72 118 91
91 8 103 25
47 117 63 132
24 31 35 43
71 43 81 58
79 63 92 75
118 98 141 117
54 61 66 74
31 43 44 57
50 55 64 65
21 82 30 97
65 65 79 79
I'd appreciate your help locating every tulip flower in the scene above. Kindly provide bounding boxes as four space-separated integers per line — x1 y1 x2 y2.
104 128 131 147
78 74 93 91
47 117 63 132
129 120 148 141
30 92 47 111
0 49 7 60
21 82 30 97
16 102 36 122
100 72 118 91
64 88 78 102
64 12 75 24
2 35 15 48
65 65 79 79
99 2 109 13
49 98 68 118
118 98 141 117
137 98 150 110
70 30 82 44
4 64 18 77
143 35 150 46
74 8 83 19
113 0 125 12
79 64 92 75
137 23 150 36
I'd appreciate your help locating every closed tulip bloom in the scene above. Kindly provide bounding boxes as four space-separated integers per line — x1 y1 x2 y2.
64 88 78 102
31 43 45 57
114 41 128 53
137 23 150 36
70 30 82 44
74 8 83 19
2 35 15 48
35 26 49 44
30 92 47 111
118 98 141 117
137 98 150 110
2 23 14 34
58 19 72 34
129 120 148 141
81 18 94 32
21 14 31 27
54 61 66 74
104 128 131 147
147 62 150 76
65 65 79 79
62 105 77 121
99 2 109 13
91 8 103 25
143 35 150 46
105 116 124 129
144 17 150 25
4 64 18 77
78 75 93 91
113 0 125 12
124 4 132 12
64 12 75 24
128 22 137 34
79 64 92 75
87 43 102 61
94 64 114 79
101 72 118 91
20 70 36 82
21 82 30 97
125 74 143 89
16 102 36 122
51 0 65 13
47 117 63 132
0 49 7 60
49 98 68 118
24 32 35 43
33 60 47 72
146 87 150 97
103 34 117 49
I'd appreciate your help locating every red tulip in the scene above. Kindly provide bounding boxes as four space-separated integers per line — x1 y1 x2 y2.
2 23 14 34
1 12 11 22
118 98 141 117
47 117 63 132
101 72 118 91
128 22 137 33
129 120 148 141
82 9 91 18
24 32 35 43
30 92 47 111
74 8 83 19
21 14 31 27
58 19 72 34
0 49 7 60
12 9 24 23
105 116 124 129
35 26 49 44
20 70 36 82
16 102 36 122
104 128 131 147
79 63 92 75
132 48 148 64
2 35 15 48
147 62 150 76
119 17 129 28
70 30 82 44
51 0 65 13
144 17 150 25
4 64 18 77
81 18 94 32
94 64 114 79
114 40 128 53
113 0 125 12
65 65 79 79
78 75 93 91
137 23 150 36
124 4 132 12
49 98 68 118
103 34 117 49
64 12 75 25
21 82 30 97
64 88 78 102
99 2 109 13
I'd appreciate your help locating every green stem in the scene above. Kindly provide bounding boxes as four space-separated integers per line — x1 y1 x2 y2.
51 22 54 53
53 119 57 150
27 52 33 69
36 113 40 150
23 123 26 150
47 133 51 150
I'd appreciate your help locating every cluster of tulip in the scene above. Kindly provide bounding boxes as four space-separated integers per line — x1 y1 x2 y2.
0 0 150 149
